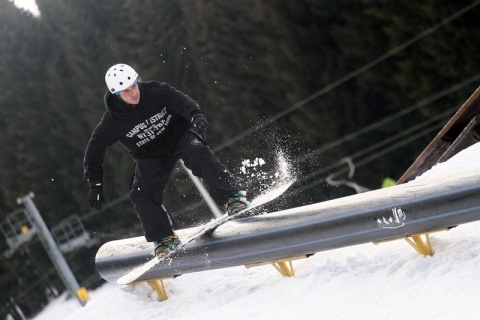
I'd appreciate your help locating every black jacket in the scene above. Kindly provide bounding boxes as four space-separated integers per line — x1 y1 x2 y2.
84 81 202 183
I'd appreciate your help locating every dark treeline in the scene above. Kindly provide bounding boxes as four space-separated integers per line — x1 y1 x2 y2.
1 0 480 317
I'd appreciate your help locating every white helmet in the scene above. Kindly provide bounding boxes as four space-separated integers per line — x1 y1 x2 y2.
105 64 138 94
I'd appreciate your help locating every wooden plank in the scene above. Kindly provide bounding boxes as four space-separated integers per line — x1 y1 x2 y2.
397 85 480 183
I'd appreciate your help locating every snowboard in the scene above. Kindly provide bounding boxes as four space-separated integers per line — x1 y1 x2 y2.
116 177 296 285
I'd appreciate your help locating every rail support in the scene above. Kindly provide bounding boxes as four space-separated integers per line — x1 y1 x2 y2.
131 278 170 301
245 255 310 277
373 227 455 256
147 279 168 301
404 234 433 256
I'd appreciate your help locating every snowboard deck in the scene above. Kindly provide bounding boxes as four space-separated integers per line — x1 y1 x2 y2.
116 178 296 285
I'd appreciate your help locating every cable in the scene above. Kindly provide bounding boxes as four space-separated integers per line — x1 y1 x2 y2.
302 107 455 182
170 104 453 217
213 1 480 152
294 73 480 164
248 73 480 188
290 120 446 198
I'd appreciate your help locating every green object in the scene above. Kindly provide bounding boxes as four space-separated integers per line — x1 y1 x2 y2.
382 177 396 188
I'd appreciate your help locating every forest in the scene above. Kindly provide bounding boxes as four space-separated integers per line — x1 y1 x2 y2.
1 0 480 318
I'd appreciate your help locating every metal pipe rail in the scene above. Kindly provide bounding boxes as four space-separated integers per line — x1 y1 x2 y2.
96 171 480 283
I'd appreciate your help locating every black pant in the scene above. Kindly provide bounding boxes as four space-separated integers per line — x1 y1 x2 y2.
129 132 241 242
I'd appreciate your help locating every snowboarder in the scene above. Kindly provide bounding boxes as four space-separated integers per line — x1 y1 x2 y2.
83 63 249 258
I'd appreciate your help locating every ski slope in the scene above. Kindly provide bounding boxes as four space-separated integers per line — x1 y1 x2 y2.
32 142 480 320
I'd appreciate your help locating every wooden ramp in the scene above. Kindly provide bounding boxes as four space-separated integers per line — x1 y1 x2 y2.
398 86 480 183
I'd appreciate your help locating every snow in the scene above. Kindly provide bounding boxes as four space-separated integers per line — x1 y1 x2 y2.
32 143 480 320
9 0 40 17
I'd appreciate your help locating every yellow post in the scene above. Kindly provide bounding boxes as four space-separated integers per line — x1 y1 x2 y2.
76 287 90 304
271 260 295 277
404 234 433 256
373 228 454 256
245 255 310 277
146 279 168 301
21 225 29 234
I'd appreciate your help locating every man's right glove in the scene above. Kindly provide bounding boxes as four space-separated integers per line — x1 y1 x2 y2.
88 181 105 210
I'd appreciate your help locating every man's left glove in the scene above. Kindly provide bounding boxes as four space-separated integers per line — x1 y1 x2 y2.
88 181 105 210
191 113 208 139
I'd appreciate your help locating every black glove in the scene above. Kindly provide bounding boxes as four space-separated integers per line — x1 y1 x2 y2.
191 113 208 139
88 182 105 210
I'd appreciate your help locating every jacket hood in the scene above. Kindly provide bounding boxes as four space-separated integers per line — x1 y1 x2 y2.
103 89 140 118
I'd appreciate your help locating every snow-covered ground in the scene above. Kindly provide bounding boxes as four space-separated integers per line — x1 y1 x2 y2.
32 143 480 320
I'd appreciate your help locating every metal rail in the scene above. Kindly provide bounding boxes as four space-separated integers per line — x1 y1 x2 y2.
96 171 480 284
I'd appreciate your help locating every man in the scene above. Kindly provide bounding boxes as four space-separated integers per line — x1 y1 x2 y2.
84 63 249 258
